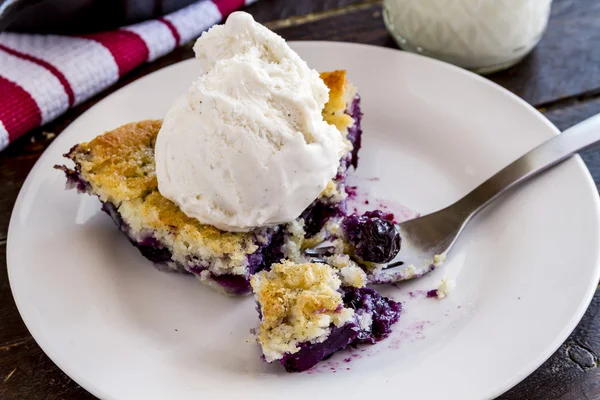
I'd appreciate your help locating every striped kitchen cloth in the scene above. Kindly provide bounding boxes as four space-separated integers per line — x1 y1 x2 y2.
0 0 257 151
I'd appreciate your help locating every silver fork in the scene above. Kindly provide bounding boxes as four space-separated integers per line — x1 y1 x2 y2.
305 113 600 284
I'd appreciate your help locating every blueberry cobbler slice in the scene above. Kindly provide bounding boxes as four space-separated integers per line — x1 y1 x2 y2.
56 71 362 296
250 259 401 372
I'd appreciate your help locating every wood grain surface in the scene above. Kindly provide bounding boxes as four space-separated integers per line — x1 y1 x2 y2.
271 0 600 107
1 0 600 399
248 0 372 22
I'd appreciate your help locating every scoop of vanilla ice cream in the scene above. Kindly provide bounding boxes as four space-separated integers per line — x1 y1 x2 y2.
155 11 345 232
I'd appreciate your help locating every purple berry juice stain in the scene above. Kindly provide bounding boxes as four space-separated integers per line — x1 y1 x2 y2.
405 289 429 298
387 320 433 349
346 185 358 199
345 184 418 223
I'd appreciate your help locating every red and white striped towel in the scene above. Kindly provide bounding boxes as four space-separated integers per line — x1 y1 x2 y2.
0 0 256 152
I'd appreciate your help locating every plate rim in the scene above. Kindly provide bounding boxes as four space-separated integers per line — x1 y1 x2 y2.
7 40 600 400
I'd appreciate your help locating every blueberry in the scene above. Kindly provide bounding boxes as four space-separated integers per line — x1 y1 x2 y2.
342 210 401 263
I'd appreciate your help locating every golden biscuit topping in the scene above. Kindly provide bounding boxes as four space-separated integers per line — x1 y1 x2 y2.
320 70 355 133
68 120 160 203
251 260 354 362
67 121 257 264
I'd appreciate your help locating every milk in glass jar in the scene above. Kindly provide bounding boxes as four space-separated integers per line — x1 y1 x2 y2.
383 0 553 74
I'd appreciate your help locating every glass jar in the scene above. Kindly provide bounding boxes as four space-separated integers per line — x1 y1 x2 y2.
383 0 553 74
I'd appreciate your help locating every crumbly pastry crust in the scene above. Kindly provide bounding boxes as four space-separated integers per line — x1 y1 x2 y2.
325 254 367 288
320 71 355 134
250 261 355 362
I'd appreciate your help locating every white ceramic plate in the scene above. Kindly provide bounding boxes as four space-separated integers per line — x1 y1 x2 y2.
8 42 600 400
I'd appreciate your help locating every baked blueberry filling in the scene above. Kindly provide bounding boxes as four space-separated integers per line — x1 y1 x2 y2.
278 286 401 372
300 95 362 239
343 286 401 344
300 201 345 238
280 323 361 372
346 95 363 169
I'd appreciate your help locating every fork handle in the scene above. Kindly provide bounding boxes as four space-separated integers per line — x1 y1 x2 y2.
455 113 600 217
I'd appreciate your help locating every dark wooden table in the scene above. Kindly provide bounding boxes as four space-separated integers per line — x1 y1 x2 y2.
1 0 600 398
